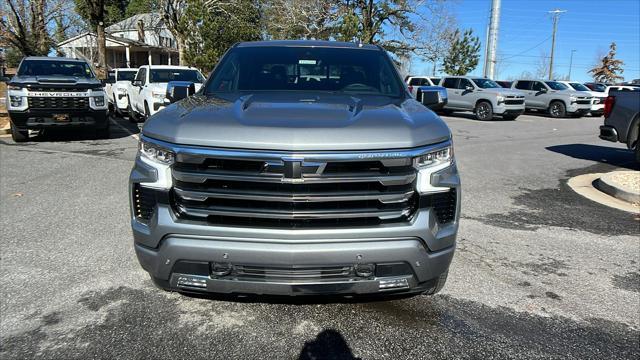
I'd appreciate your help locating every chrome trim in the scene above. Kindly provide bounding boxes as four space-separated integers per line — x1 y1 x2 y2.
141 134 452 163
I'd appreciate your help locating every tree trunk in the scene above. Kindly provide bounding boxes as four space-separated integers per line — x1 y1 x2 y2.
32 0 50 55
96 22 107 79
176 36 186 66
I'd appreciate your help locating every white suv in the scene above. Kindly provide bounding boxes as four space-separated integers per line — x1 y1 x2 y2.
127 65 204 121
557 81 605 116
105 68 138 116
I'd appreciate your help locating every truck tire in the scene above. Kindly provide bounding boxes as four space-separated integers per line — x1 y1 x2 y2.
10 122 28 142
549 101 566 118
636 142 640 164
127 96 139 123
475 101 494 121
424 270 449 295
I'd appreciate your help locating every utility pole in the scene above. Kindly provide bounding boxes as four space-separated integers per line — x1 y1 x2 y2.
568 49 576 79
548 9 567 80
483 0 501 79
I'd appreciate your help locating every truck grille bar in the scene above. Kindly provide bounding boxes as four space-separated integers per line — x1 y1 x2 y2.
168 145 431 228
27 96 89 110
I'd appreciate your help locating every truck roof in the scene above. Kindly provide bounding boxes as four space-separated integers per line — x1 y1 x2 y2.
22 56 87 63
235 40 381 50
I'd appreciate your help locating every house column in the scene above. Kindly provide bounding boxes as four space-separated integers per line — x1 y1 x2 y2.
125 46 130 67
148 51 152 65
168 52 172 65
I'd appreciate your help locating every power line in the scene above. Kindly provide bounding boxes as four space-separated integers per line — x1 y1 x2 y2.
500 36 552 61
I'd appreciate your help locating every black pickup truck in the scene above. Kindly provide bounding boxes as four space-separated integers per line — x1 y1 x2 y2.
599 89 640 162
5 57 109 142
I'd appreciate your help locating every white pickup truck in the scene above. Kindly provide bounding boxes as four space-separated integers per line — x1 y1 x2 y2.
105 68 138 116
127 65 205 121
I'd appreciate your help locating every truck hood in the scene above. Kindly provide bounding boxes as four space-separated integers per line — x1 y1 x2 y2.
9 75 102 89
142 93 451 151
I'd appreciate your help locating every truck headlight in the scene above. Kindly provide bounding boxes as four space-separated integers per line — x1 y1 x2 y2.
9 95 24 107
414 145 454 194
93 96 105 107
496 95 505 104
139 139 175 165
570 96 577 103
152 91 165 100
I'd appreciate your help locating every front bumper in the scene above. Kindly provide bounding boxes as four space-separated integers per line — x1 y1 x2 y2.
494 104 525 116
567 103 592 114
9 109 108 129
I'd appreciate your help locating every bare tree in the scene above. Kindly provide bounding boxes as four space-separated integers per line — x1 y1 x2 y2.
79 0 108 78
413 1 457 76
263 0 338 40
159 0 187 65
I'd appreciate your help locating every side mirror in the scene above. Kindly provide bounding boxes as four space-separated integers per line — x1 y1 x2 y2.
420 91 444 108
539 87 548 93
132 80 142 87
465 85 474 91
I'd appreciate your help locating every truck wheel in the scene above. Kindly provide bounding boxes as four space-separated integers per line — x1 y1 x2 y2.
549 101 566 118
636 142 640 164
502 114 518 121
475 101 494 121
10 122 29 142
424 270 449 295
144 102 151 120
127 97 139 123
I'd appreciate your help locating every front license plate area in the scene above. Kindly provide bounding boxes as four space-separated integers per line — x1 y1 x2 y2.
53 114 70 122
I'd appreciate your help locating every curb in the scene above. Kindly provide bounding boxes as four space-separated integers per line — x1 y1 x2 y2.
595 172 640 204
567 173 639 214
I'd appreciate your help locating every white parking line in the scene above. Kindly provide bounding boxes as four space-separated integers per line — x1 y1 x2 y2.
110 117 139 140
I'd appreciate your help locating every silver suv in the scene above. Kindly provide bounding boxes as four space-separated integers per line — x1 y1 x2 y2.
512 80 592 118
440 76 525 120
129 41 460 297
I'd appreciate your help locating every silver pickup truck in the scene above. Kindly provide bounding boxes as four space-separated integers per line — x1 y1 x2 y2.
599 89 640 162
512 79 592 118
129 40 460 297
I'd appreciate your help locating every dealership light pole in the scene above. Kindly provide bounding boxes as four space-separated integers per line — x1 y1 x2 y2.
483 0 501 79
568 49 577 79
548 9 567 80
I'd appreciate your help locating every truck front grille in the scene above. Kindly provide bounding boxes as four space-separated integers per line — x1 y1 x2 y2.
504 99 524 105
28 97 89 110
576 98 591 105
233 265 354 281
171 153 419 228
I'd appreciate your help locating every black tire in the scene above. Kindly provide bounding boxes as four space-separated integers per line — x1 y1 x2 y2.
10 122 28 142
95 121 110 139
636 142 640 164
144 102 151 121
127 96 139 123
475 101 494 121
548 101 566 118
424 270 449 296
502 114 519 121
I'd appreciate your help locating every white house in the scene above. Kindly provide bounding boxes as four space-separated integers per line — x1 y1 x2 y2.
57 13 179 69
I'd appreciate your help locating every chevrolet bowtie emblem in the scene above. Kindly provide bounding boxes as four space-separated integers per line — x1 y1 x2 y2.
263 159 325 183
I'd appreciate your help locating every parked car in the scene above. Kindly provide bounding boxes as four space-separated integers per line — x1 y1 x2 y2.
5 56 109 142
105 68 138 116
130 40 460 297
495 80 513 88
512 79 592 118
557 81 606 116
404 75 448 110
584 82 609 92
440 76 525 120
127 65 204 121
599 88 640 162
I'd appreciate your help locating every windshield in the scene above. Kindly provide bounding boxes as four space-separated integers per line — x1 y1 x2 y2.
569 83 590 92
545 81 568 90
149 69 204 83
589 83 607 92
472 78 501 89
205 46 404 97
118 71 137 81
18 60 94 78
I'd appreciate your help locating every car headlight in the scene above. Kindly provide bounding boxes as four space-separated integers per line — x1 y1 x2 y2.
139 139 175 165
414 145 454 194
9 95 24 107
496 95 505 104
8 85 22 90
151 91 165 99
569 96 577 103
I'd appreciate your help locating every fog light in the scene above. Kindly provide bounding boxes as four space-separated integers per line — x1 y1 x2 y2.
176 275 207 288
379 278 409 290
211 262 232 276
354 263 375 277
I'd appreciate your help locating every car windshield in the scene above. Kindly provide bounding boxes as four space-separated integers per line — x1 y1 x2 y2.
118 71 137 81
569 83 590 92
18 60 94 78
472 78 501 89
149 69 204 83
545 81 568 90
589 84 607 92
205 46 404 97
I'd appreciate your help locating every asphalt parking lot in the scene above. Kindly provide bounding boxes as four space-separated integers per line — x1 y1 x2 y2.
1 113 638 359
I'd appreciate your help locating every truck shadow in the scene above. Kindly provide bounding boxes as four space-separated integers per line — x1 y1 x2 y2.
33 116 140 142
546 143 638 170
298 329 360 360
